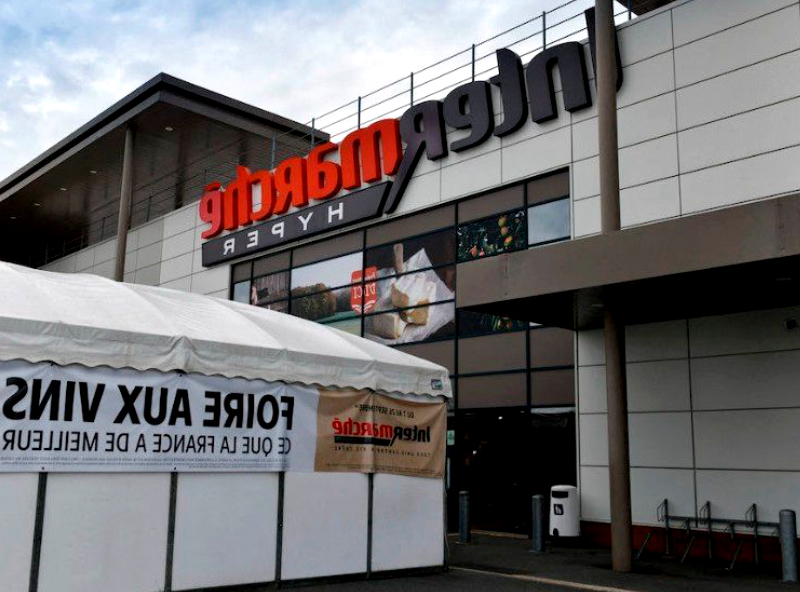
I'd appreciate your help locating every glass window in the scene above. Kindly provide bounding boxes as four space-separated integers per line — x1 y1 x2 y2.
290 251 362 294
260 299 289 314
458 332 527 374
253 252 290 276
322 317 362 337
232 280 250 303
457 210 526 261
528 198 570 246
394 340 455 375
364 302 455 346
365 229 455 277
527 169 569 206
292 287 359 323
457 373 527 408
458 310 527 337
251 271 289 306
372 267 455 313
459 186 523 223
232 261 252 283
530 327 573 368
531 368 575 406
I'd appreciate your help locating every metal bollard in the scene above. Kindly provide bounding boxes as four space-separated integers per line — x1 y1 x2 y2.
531 494 546 553
780 510 798 583
459 491 471 543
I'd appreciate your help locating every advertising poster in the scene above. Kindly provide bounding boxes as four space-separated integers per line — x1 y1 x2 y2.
0 360 445 478
290 252 363 323
314 389 446 478
363 239 456 345
457 210 526 261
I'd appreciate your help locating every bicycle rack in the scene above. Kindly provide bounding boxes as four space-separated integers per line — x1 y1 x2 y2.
646 499 781 569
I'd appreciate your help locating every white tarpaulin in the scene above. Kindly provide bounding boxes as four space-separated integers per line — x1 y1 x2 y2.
0 262 451 398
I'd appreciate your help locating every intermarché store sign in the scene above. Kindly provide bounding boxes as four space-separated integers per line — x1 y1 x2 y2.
0 360 445 478
200 11 623 266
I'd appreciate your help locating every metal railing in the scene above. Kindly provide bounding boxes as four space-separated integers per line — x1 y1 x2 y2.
270 0 638 146
36 0 653 268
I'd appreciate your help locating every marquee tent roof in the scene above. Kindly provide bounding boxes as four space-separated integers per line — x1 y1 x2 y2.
0 262 451 398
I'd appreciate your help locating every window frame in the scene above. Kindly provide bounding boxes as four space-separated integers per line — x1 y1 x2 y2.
226 170 576 412
526 195 571 248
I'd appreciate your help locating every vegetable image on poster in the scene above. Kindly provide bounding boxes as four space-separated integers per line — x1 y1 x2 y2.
457 210 526 261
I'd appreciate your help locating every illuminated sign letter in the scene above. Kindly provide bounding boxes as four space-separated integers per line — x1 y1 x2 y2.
340 119 402 190
223 166 255 230
274 157 308 216
307 142 342 200
250 169 276 222
199 182 224 239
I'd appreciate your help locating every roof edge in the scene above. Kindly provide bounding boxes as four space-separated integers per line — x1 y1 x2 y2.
0 72 322 196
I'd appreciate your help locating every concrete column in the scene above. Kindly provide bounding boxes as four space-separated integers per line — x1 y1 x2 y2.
114 125 135 282
603 304 632 572
597 0 620 234
596 0 633 572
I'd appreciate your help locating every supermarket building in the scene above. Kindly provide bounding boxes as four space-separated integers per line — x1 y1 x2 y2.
2 0 800 580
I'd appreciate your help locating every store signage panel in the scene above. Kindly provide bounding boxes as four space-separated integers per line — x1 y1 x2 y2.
0 360 446 478
200 8 622 266
202 182 389 266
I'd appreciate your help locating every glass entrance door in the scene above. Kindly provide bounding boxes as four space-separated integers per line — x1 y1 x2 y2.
451 409 576 535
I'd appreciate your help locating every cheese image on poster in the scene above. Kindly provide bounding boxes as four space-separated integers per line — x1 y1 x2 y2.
365 246 455 345
0 360 445 478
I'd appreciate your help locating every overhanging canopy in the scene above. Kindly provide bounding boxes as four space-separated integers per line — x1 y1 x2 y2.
0 262 451 398
457 193 800 330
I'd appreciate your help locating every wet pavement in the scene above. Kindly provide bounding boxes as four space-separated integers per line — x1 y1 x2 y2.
256 532 793 591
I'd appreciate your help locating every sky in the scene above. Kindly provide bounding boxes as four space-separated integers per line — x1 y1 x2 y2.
0 0 605 179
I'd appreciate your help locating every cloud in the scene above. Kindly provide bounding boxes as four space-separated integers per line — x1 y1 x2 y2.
0 0 608 179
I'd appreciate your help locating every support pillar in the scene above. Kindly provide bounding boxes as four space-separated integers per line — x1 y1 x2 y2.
597 0 620 236
114 125 135 282
604 305 632 572
596 0 633 572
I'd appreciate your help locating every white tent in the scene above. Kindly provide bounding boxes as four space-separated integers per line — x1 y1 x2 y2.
0 261 450 592
0 261 451 398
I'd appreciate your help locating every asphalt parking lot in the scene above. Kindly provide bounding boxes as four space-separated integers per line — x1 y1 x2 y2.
284 568 608 592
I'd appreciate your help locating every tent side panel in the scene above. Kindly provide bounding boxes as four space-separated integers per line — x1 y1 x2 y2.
281 472 368 580
171 473 278 590
372 474 445 571
37 474 170 592
0 474 39 592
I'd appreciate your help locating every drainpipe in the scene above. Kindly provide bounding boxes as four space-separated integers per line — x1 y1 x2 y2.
114 125 135 282
596 0 632 572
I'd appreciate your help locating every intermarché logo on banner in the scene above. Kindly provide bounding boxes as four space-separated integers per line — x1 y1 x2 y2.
315 389 445 478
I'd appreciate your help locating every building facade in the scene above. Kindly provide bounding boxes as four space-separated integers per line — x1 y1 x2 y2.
2 0 800 558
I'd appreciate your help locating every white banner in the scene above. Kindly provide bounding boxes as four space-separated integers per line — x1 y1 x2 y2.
0 360 320 472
